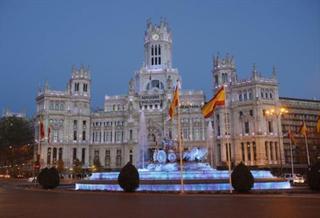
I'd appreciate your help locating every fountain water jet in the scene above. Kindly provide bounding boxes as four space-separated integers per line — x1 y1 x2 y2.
138 110 148 169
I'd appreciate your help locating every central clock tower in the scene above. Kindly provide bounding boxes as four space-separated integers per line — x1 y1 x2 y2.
132 19 180 94
144 18 173 70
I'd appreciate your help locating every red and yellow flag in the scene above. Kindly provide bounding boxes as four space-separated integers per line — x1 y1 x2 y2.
40 121 45 139
168 85 179 119
288 129 296 144
317 115 320 133
299 121 308 137
201 86 225 118
48 127 51 143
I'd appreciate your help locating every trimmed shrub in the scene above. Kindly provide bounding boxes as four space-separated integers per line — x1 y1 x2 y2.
307 161 320 191
231 162 254 193
118 162 139 192
38 167 60 189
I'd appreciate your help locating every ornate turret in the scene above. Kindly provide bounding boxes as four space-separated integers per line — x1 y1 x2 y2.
69 65 91 98
212 53 237 89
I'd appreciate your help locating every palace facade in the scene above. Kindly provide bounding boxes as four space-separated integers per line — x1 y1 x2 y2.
35 20 318 171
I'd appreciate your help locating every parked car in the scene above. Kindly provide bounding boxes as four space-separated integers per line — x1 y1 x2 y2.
284 173 305 184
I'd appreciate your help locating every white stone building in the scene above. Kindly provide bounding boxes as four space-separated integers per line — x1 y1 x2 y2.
35 19 284 170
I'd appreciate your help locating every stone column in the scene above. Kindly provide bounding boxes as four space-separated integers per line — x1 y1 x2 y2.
244 142 248 165
250 142 254 165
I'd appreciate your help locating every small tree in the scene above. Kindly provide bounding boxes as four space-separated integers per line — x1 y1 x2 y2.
307 161 320 191
231 162 254 193
37 167 60 189
73 158 83 178
57 159 65 177
118 162 139 192
93 158 103 172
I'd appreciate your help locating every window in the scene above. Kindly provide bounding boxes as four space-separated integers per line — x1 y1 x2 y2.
268 121 273 133
244 92 248 101
250 110 253 116
151 44 161 66
129 150 133 163
74 83 79 92
222 73 228 83
81 148 86 163
116 149 122 167
58 148 63 160
241 143 245 161
83 83 88 92
239 111 243 117
83 120 86 128
215 75 219 86
52 148 57 164
265 141 268 160
270 142 274 160
105 150 111 167
249 91 253 100
183 128 190 140
275 142 278 160
253 142 257 161
47 147 52 164
94 150 99 163
73 120 77 129
82 131 86 141
239 93 243 101
247 142 251 161
217 144 221 162
73 148 77 161
244 122 249 134
73 131 77 141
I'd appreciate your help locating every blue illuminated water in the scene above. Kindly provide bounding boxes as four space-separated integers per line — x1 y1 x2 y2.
75 182 291 192
76 162 290 192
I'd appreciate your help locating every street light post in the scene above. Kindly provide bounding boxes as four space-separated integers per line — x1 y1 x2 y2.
265 107 288 176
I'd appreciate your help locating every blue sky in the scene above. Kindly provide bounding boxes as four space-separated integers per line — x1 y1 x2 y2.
0 0 319 116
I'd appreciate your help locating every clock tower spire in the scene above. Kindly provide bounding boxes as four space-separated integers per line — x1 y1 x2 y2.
144 18 172 70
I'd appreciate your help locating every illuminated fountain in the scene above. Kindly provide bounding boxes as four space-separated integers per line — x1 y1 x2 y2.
76 110 290 192
76 138 290 191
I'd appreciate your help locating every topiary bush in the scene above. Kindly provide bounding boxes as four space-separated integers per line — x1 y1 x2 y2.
118 162 139 192
307 161 320 191
231 162 254 193
37 167 60 189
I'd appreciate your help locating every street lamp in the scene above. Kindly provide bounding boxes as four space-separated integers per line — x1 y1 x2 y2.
265 107 288 175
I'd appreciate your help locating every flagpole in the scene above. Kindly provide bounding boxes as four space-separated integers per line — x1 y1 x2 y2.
289 128 294 177
223 86 232 194
304 133 310 166
177 88 184 194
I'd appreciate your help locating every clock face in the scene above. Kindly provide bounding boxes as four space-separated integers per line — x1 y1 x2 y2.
152 34 159 41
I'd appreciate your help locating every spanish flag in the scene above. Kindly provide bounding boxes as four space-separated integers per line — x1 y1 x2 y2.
287 129 296 144
48 127 51 144
168 85 179 119
40 121 45 139
201 86 225 118
317 115 320 133
299 121 308 137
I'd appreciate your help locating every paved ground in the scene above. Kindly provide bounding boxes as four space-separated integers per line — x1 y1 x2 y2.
1 179 320 218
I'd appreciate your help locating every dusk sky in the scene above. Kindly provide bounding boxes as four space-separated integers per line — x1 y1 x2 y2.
0 0 319 116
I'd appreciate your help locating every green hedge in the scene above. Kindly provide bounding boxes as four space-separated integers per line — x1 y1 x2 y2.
231 162 254 193
38 167 60 189
118 162 139 192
